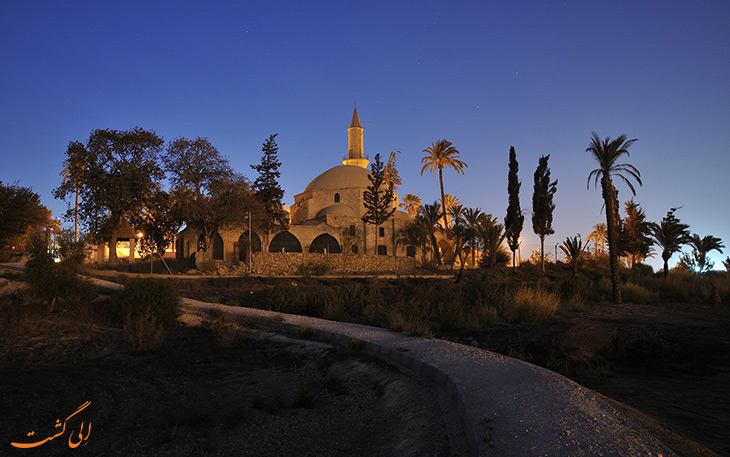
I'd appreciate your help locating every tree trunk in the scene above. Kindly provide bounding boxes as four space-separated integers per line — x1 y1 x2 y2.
603 181 622 304
439 168 447 229
74 183 79 243
663 255 670 278
540 235 545 273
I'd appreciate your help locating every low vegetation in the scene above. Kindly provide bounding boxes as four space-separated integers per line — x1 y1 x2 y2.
112 277 181 351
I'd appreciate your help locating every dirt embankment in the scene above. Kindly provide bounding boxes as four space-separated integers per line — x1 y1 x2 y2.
0 281 465 456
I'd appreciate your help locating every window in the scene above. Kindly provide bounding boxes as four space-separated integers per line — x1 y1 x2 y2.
379 227 385 237
377 245 387 256
406 246 416 257
349 225 356 236
351 245 358 254
334 193 340 203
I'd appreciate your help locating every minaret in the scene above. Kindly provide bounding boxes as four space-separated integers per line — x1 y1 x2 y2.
343 104 369 168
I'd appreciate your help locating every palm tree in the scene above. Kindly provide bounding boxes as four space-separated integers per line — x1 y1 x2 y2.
415 202 444 265
686 234 725 273
399 194 422 218
649 209 691 278
420 139 468 229
586 132 641 304
585 223 607 256
463 207 483 267
59 154 86 242
560 235 587 278
479 217 507 268
442 194 462 228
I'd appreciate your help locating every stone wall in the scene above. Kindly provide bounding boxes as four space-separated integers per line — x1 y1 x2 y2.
248 252 417 276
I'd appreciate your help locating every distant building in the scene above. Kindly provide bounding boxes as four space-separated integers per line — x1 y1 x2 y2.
175 106 413 265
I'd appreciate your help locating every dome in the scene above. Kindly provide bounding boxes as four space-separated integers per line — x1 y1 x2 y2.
304 165 371 192
316 204 357 219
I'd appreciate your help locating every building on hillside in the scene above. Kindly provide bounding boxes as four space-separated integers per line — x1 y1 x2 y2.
175 106 415 265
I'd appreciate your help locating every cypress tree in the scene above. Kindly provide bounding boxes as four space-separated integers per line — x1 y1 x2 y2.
504 146 523 269
532 155 558 273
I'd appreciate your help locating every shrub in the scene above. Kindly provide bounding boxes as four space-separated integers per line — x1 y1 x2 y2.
23 231 95 311
207 308 242 346
621 282 659 304
114 278 180 351
466 304 500 330
265 283 303 313
502 286 560 324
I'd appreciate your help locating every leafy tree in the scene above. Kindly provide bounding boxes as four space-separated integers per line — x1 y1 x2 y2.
415 202 444 265
251 134 289 242
586 132 641 304
649 208 691 278
420 139 467 229
131 189 180 259
504 146 524 270
0 182 49 260
532 155 558 273
383 150 402 192
679 234 725 273
620 200 653 267
362 153 396 255
396 221 429 266
164 137 260 262
399 193 422 218
560 235 587 278
54 127 165 263
586 223 607 256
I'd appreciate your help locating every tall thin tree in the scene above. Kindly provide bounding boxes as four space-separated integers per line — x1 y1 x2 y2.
532 155 558 273
586 132 641 304
504 146 523 270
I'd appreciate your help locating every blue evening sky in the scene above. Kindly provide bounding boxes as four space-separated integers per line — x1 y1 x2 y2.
1 1 728 271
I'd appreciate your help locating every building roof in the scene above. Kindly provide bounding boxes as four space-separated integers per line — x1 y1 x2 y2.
316 204 358 219
304 165 371 192
350 105 362 128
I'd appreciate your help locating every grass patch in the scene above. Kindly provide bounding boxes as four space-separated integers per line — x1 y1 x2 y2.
503 286 560 324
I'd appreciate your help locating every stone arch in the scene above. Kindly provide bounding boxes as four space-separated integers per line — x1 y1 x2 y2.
238 231 262 261
309 233 341 253
212 233 224 260
269 231 302 253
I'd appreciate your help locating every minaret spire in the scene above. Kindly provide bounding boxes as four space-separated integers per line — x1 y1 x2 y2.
343 103 369 168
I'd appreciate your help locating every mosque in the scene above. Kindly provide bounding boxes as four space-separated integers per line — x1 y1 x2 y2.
175 106 414 264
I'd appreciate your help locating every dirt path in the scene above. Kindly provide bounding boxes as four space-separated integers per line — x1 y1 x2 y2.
444 301 730 457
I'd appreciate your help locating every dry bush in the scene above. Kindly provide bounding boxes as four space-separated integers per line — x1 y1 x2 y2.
502 286 560 324
621 282 659 304
465 304 500 330
549 324 616 376
206 308 242 346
